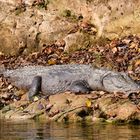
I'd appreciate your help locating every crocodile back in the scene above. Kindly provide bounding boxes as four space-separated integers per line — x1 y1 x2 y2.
3 64 92 93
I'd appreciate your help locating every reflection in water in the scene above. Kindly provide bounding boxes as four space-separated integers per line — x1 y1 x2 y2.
0 119 140 140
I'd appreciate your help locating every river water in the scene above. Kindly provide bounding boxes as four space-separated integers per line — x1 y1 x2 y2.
0 120 140 140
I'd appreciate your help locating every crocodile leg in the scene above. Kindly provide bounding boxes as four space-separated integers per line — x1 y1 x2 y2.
69 80 92 93
27 76 42 100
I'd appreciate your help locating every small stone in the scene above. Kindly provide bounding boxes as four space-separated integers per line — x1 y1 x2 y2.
129 42 136 48
106 118 116 123
38 103 44 110
99 91 106 95
14 90 25 96
13 98 18 102
55 39 65 47
8 85 13 90
33 96 39 102
1 93 9 99
0 52 4 56
112 47 117 53
45 104 53 111
92 117 105 122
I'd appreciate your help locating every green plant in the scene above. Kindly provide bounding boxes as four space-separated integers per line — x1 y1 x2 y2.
15 5 26 15
61 9 81 22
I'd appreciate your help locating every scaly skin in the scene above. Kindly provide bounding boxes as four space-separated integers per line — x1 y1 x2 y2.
2 64 140 99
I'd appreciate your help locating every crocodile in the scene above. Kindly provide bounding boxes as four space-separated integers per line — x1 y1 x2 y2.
1 64 140 100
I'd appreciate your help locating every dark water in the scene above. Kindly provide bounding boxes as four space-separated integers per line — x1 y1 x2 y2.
0 120 140 140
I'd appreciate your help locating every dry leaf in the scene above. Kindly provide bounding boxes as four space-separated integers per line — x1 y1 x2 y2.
86 99 92 108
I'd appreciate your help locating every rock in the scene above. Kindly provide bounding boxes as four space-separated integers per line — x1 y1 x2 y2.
1 91 140 123
4 110 15 119
9 111 36 120
7 85 13 90
23 98 48 114
55 39 66 48
64 32 94 52
92 117 105 122
1 98 49 120
0 93 10 99
95 96 140 122
67 113 83 122
48 92 94 122
49 92 71 112
1 0 140 54
116 101 139 120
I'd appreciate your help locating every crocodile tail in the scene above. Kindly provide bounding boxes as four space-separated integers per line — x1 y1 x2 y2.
136 80 140 86
0 66 6 75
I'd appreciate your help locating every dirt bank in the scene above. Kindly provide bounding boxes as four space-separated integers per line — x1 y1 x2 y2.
0 0 140 123
1 0 140 55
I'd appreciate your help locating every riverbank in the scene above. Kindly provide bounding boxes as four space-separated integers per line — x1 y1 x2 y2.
0 35 140 123
0 0 140 123
1 91 140 123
